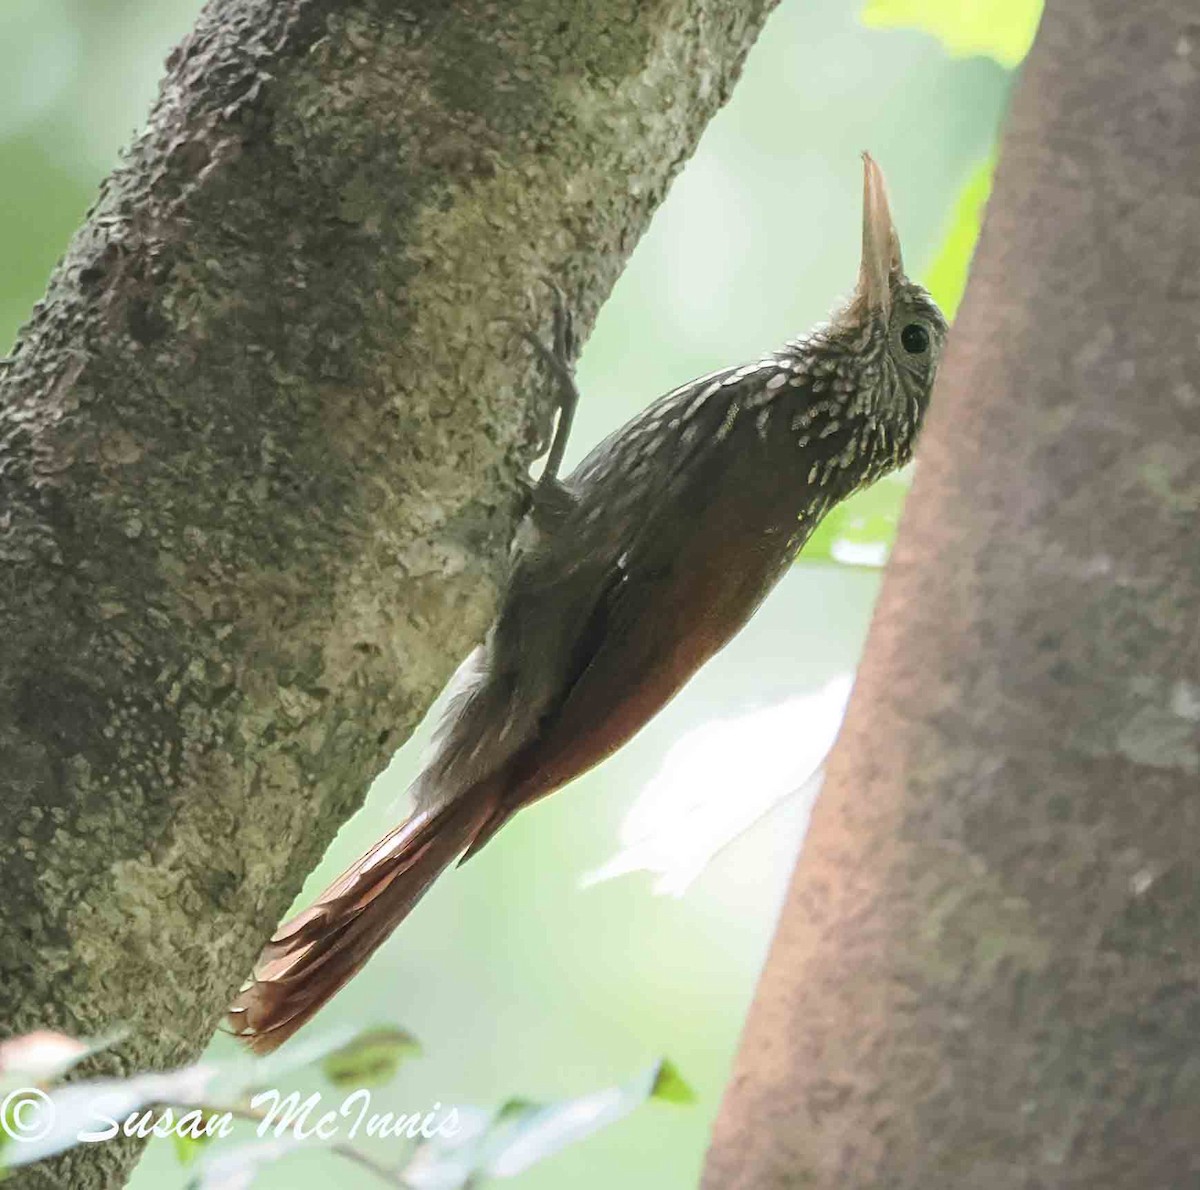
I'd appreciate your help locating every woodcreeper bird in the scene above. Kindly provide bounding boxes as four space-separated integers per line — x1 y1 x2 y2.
230 154 947 1052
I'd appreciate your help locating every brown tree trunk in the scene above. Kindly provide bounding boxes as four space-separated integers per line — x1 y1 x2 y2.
704 1 1200 1186
0 1 779 1185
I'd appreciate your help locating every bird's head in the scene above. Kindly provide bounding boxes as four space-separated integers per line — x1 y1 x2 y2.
826 154 948 462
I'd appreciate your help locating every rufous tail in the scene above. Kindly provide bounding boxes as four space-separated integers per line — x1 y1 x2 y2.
228 786 497 1054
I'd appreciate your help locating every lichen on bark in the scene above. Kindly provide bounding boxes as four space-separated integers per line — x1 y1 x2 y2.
0 0 779 1185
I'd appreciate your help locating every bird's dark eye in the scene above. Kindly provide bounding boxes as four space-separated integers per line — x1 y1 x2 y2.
900 322 929 354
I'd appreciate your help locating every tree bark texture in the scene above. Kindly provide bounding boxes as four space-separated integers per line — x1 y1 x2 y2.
704 1 1200 1187
0 0 779 1185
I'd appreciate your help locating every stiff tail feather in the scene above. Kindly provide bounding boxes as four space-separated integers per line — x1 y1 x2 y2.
229 786 498 1054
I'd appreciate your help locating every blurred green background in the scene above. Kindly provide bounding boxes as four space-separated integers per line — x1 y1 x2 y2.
0 0 1023 1185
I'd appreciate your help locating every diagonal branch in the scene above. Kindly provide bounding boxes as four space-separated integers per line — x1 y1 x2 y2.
0 1 779 1185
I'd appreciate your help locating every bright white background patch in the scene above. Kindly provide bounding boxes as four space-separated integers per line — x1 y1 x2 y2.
583 674 854 896
829 538 890 568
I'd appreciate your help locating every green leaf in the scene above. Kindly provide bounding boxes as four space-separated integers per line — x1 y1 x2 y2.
924 158 994 322
649 1059 697 1106
172 1129 212 1168
241 1023 366 1089
320 1026 421 1090
860 0 1043 68
404 1059 694 1188
0 1023 400 1170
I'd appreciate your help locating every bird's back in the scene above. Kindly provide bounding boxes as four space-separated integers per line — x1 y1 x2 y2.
428 355 845 841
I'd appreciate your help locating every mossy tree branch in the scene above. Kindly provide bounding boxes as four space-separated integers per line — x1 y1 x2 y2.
0 1 778 1185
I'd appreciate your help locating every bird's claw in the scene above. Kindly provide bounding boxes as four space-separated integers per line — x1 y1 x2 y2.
514 277 581 488
547 280 577 364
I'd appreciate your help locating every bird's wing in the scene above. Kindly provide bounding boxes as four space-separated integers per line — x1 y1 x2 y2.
414 368 750 809
461 442 793 855
440 360 795 852
525 512 781 795
414 509 622 812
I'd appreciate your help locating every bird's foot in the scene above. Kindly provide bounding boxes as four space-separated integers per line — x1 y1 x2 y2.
517 280 580 489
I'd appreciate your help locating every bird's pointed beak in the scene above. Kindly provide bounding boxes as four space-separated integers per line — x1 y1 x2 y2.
855 153 904 322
